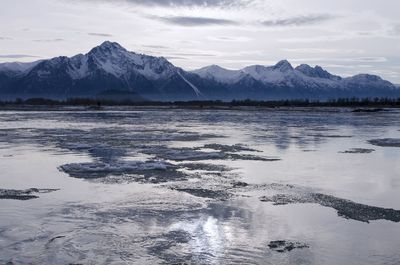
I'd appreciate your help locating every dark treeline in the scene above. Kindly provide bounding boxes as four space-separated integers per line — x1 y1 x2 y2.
0 97 400 108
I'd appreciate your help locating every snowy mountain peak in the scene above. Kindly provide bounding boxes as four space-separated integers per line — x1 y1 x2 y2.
273 60 293 72
349 74 383 82
242 62 293 84
205 64 226 71
95 41 126 52
295 64 340 80
65 41 177 80
193 65 224 75
296 64 313 72
89 41 130 61
0 61 42 76
192 65 245 84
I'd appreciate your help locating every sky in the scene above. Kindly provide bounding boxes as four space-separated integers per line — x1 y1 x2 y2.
1 0 399 83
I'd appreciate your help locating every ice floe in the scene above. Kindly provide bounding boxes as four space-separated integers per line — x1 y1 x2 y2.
368 138 400 147
0 188 58 200
260 189 400 223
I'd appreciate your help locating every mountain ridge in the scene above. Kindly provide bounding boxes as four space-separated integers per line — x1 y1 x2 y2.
0 41 398 101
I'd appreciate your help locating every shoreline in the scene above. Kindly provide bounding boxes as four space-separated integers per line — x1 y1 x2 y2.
0 104 398 112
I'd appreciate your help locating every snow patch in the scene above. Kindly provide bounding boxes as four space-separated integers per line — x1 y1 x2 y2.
177 70 203 97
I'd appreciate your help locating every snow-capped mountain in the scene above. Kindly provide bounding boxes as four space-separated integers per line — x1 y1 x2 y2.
67 41 177 81
0 41 398 100
295 64 341 80
0 61 42 77
0 41 204 100
192 65 247 84
192 60 397 99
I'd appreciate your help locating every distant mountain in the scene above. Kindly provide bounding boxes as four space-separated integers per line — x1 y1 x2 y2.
194 60 397 99
0 41 398 101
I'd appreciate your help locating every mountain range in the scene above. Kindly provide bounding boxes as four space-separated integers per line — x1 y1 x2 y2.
0 41 398 101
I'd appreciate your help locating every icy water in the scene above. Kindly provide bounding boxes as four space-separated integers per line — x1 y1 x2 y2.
0 108 400 265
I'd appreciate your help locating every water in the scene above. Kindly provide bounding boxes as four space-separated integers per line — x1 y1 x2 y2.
0 108 399 264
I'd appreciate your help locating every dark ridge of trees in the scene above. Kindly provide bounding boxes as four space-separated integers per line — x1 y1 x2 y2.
0 97 400 108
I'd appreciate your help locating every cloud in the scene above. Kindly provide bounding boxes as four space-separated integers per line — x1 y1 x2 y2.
348 57 387 63
289 57 388 63
324 64 373 69
0 37 13 40
165 56 187 60
171 52 216 57
0 54 40 59
93 0 252 8
261 14 336 27
207 36 251 42
278 33 362 43
390 24 400 35
88 32 114 37
33 38 65 42
282 48 364 54
142 45 170 49
153 15 238 26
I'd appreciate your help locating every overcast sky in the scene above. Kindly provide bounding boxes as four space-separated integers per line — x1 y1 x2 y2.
1 0 399 83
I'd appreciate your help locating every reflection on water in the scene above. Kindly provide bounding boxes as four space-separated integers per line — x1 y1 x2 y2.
0 108 399 264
